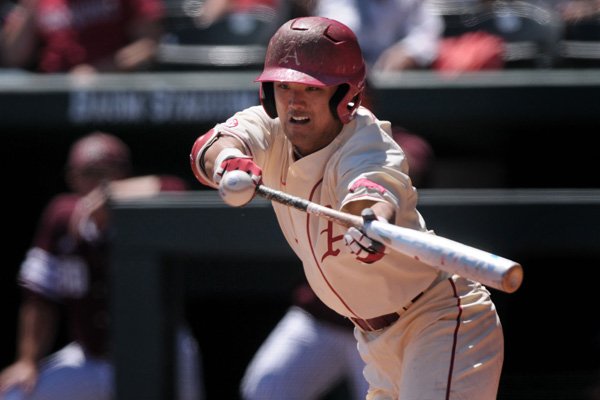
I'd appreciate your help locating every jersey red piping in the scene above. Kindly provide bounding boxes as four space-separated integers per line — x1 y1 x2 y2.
446 278 462 399
306 178 360 319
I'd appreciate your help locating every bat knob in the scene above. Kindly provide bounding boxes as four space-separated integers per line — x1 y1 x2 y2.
502 263 524 293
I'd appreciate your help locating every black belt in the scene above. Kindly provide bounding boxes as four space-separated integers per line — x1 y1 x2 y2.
351 291 425 332
351 312 400 332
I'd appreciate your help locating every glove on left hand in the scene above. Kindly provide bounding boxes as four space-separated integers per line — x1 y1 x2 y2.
344 208 387 264
213 148 262 186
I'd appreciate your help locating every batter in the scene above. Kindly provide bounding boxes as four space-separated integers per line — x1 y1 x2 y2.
191 16 503 400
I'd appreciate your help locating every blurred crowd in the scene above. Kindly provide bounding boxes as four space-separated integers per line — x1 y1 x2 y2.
1 0 600 75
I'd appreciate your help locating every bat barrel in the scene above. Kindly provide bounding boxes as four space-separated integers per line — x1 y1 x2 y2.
366 220 524 293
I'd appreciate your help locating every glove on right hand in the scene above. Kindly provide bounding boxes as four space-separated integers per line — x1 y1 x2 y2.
344 208 387 264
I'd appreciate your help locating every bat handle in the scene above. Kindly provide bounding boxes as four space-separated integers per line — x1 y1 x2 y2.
256 184 523 293
256 185 363 228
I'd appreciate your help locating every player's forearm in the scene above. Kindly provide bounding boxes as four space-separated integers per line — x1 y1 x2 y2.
117 19 163 71
203 136 248 181
16 298 58 363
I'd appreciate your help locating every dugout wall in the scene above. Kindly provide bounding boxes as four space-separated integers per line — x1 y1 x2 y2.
111 189 600 400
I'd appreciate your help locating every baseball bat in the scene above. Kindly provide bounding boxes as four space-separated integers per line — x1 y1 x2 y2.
255 184 523 293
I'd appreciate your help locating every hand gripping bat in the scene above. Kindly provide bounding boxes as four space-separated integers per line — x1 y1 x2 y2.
255 184 523 294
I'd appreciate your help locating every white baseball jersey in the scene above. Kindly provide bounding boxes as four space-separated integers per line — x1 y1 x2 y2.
195 104 504 399
200 105 439 320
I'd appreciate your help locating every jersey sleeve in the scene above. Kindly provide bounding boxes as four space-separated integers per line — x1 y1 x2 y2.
19 247 89 300
211 105 277 169
336 114 424 230
18 195 89 300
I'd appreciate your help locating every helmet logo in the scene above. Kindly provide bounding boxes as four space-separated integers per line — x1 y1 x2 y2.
280 46 301 66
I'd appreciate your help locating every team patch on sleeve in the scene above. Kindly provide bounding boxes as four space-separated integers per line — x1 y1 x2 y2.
349 178 388 197
223 117 239 128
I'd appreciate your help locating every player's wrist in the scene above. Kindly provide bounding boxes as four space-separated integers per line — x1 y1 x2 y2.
212 148 251 183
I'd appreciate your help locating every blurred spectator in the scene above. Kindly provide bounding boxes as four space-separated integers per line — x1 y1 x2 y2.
156 0 283 70
433 30 506 73
549 0 600 22
192 0 279 29
311 0 444 72
240 113 435 400
427 0 506 73
429 0 481 12
187 0 312 29
0 132 204 400
548 0 600 68
156 0 314 70
0 0 164 73
0 1 16 69
0 0 14 40
0 0 12 25
432 0 563 69
161 0 283 46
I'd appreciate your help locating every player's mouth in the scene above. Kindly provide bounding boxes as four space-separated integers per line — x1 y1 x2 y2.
289 115 310 125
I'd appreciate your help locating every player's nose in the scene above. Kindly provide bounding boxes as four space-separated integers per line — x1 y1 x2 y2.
288 88 308 106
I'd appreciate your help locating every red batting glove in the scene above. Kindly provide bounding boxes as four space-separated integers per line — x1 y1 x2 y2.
213 149 262 186
344 209 386 264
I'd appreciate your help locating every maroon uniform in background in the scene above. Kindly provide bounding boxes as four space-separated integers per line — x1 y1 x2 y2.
2 0 164 72
0 132 203 400
20 176 186 358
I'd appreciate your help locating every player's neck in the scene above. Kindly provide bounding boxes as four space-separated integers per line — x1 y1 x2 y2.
293 146 304 161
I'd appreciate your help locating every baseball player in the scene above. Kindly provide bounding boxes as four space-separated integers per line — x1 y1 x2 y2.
0 132 204 400
239 129 434 400
190 16 504 400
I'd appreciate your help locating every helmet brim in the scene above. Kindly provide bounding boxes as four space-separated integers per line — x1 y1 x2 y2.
255 67 339 87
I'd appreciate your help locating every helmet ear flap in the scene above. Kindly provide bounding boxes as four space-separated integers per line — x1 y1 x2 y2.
260 82 277 119
346 91 362 118
329 84 348 121
330 84 361 124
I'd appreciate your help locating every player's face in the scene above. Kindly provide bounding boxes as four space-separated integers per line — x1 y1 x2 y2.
274 82 343 157
68 164 127 194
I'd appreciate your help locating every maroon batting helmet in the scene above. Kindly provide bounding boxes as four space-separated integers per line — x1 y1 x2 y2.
255 16 366 124
67 131 131 174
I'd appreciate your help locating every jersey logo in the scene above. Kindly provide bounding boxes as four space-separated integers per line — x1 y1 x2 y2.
320 219 343 262
224 117 238 128
280 46 301 66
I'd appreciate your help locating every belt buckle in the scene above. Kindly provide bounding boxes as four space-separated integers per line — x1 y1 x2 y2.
352 290 426 332
351 312 399 332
